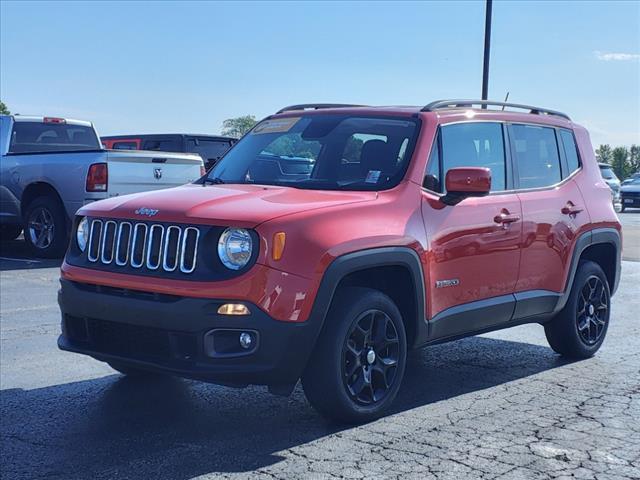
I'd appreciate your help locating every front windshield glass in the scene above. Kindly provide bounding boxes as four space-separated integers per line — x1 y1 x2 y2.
600 166 618 180
205 114 419 191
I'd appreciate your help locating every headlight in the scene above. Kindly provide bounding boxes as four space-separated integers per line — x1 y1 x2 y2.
76 217 89 252
218 228 253 270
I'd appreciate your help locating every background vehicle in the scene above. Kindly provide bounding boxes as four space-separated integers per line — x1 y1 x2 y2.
0 115 204 257
620 177 640 212
598 163 621 208
101 134 236 171
621 172 640 186
59 101 621 423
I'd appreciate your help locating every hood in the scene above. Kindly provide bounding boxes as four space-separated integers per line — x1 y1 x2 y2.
78 183 378 227
621 183 640 193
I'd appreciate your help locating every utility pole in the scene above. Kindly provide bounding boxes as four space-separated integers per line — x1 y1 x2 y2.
481 0 493 104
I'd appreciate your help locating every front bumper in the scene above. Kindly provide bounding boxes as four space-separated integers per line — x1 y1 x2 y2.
621 194 640 208
57 279 320 389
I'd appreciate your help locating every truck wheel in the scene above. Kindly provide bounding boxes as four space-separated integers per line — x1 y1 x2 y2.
545 261 610 359
0 224 22 241
24 196 69 258
108 361 161 377
302 287 407 424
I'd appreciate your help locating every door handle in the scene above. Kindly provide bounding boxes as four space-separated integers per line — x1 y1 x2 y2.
561 203 583 216
494 212 521 224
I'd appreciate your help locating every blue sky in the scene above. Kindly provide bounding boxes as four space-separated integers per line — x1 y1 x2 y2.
1 1 639 146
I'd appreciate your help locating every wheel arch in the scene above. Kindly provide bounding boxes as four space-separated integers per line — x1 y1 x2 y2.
20 182 67 223
557 227 621 312
307 247 427 350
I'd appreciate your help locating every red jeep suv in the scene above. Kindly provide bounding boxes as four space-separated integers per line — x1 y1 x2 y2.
58 100 622 423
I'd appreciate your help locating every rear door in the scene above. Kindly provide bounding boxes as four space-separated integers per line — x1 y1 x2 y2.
510 124 589 306
421 121 522 336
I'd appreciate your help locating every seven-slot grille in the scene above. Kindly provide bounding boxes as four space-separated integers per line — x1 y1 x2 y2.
86 219 200 273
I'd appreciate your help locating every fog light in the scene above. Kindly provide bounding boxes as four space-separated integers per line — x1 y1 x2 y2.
239 332 253 349
217 303 250 315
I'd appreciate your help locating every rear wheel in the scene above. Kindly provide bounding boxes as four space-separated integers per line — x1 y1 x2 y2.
0 224 22 241
302 287 407 424
24 196 69 258
545 261 610 359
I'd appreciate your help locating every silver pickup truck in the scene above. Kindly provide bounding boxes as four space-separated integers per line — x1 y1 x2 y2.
0 115 204 257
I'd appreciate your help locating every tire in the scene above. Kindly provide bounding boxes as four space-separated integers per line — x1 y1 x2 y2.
23 196 69 258
0 224 22 241
620 205 626 213
545 261 611 359
108 361 160 377
302 287 407 424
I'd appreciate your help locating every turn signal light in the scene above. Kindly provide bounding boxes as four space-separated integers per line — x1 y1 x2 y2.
217 303 250 316
86 163 108 192
272 232 286 261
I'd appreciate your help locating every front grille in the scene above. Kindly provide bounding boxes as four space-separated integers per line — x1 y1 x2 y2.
622 191 640 198
87 219 199 273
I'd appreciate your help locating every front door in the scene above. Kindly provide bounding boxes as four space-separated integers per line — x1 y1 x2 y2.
421 121 522 338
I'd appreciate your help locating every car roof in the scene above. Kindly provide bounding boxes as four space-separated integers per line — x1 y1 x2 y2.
270 102 574 127
101 133 236 141
8 115 93 127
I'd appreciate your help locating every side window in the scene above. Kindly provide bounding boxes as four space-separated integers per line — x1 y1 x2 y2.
423 138 441 192
440 122 506 192
559 129 581 175
511 124 561 189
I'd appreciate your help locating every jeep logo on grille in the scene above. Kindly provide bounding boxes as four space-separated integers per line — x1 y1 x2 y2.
154 168 163 179
134 207 159 217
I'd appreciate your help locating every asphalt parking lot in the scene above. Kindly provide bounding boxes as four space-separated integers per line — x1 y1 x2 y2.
1 213 639 480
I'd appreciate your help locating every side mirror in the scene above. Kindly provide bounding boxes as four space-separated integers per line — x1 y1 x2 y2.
441 167 491 206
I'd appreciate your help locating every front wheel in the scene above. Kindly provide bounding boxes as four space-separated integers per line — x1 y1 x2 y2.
545 261 611 359
302 287 407 424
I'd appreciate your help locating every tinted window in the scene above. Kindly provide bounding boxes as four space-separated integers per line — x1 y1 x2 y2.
113 141 137 150
9 122 100 153
599 166 618 180
186 138 233 163
142 139 180 151
440 122 506 192
207 115 418 191
559 129 580 175
511 124 561 189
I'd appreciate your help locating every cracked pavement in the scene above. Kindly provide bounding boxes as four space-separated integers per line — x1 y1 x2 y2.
1 246 638 479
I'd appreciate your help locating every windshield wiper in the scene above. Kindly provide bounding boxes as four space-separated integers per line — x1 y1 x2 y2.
202 177 225 185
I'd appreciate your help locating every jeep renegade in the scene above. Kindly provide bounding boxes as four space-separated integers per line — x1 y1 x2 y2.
58 100 622 423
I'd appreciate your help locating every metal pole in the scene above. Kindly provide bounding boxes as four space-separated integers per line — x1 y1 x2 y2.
481 0 493 105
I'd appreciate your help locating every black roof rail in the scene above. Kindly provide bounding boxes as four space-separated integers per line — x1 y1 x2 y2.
421 99 571 120
276 103 366 114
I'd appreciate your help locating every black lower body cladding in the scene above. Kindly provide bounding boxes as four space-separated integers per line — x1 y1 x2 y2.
57 279 319 389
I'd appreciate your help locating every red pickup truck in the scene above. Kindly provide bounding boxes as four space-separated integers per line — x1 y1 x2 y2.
59 100 621 423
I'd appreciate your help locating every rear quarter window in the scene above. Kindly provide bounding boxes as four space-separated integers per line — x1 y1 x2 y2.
559 129 581 175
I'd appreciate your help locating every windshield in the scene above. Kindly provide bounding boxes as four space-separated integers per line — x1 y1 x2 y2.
9 122 100 153
599 166 618 181
205 114 419 191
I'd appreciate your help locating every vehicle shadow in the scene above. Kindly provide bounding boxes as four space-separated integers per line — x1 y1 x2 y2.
0 238 62 271
0 336 572 480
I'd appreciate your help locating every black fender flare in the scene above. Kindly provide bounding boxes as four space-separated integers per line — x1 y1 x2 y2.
555 227 621 312
304 246 427 355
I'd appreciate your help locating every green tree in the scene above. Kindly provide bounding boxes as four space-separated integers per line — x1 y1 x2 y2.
629 145 640 175
0 100 10 115
611 146 630 179
221 115 257 138
595 144 613 164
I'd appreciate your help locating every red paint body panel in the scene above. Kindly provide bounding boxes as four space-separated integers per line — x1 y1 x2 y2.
67 106 622 326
